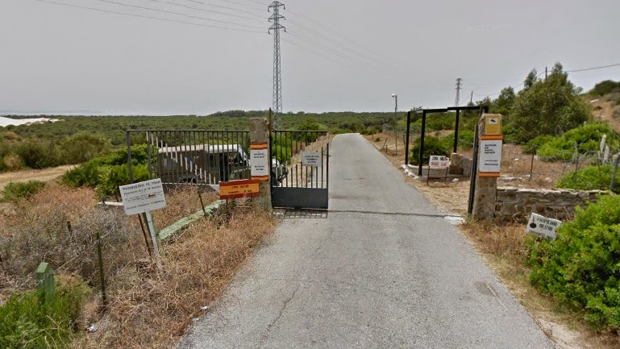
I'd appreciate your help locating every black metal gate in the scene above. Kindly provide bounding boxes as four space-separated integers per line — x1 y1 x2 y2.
270 130 329 210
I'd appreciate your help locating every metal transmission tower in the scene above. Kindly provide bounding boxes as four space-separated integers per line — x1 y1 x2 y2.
455 78 462 106
268 1 286 130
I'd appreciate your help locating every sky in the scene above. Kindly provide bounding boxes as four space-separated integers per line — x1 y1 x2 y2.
1 0 619 115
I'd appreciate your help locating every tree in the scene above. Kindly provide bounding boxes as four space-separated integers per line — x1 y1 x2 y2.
492 87 516 117
509 62 591 143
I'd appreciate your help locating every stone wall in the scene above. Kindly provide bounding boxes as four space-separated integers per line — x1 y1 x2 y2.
494 187 607 223
450 153 473 177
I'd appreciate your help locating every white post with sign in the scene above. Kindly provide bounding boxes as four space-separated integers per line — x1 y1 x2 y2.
119 179 167 268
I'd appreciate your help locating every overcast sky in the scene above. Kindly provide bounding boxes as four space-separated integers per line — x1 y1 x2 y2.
1 0 619 115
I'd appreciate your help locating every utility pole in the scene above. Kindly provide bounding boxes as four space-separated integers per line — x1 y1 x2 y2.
545 67 548 81
268 1 286 130
455 78 462 106
392 93 398 154
470 91 474 105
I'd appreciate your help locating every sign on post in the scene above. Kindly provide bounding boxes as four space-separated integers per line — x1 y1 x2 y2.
478 135 503 177
119 179 167 216
429 155 449 168
250 143 269 181
484 115 502 135
526 213 561 240
220 179 260 200
301 151 322 167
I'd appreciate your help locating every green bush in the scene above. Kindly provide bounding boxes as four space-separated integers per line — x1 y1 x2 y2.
556 165 620 193
536 124 617 161
0 278 90 349
524 135 555 154
60 132 111 164
440 130 475 151
14 140 62 169
3 181 46 201
62 145 154 196
410 136 450 165
527 195 620 329
589 80 620 96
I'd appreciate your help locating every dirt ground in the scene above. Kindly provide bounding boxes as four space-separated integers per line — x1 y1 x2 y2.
365 132 619 349
0 165 73 192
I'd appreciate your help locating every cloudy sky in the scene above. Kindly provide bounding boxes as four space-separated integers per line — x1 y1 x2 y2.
1 0 619 115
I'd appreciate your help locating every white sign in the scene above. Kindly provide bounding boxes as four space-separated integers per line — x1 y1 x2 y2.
119 179 167 216
479 139 503 173
250 147 269 177
526 213 561 240
429 155 449 168
301 151 322 167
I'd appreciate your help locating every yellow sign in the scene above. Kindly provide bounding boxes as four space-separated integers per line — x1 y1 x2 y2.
220 180 260 200
484 114 502 135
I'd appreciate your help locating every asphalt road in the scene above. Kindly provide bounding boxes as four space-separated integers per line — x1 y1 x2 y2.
180 133 554 349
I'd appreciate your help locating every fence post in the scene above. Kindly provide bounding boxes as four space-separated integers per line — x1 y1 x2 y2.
95 231 108 308
610 154 620 191
405 111 411 166
250 118 272 211
36 262 55 303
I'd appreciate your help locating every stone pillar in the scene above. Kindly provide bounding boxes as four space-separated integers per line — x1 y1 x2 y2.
473 114 502 221
249 118 272 211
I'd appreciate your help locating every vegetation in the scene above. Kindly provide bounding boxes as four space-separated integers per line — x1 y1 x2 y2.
0 278 90 349
589 80 620 97
410 136 450 165
525 123 618 161
2 181 46 201
528 195 620 330
62 145 152 197
506 63 591 143
556 165 620 193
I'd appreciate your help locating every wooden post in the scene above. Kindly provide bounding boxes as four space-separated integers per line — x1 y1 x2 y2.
95 231 108 308
144 211 163 270
36 262 55 303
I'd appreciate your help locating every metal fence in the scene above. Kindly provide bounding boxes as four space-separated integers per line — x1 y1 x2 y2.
127 130 251 186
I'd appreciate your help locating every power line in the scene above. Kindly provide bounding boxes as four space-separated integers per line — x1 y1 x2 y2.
566 63 620 73
88 0 264 29
175 0 264 18
164 1 262 21
34 0 266 33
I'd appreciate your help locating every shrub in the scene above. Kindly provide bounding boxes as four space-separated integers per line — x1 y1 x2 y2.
556 165 620 193
527 195 620 329
536 123 617 161
3 181 46 201
0 277 90 349
440 130 475 151
60 132 111 164
2 154 23 171
524 135 555 154
410 136 450 165
14 140 62 169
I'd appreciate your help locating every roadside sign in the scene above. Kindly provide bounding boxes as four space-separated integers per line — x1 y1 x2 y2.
301 151 322 167
526 213 561 240
250 143 269 181
119 179 167 216
484 114 502 135
478 135 503 177
429 155 449 168
220 179 260 200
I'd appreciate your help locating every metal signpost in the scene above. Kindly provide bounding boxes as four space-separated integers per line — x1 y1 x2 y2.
119 179 167 268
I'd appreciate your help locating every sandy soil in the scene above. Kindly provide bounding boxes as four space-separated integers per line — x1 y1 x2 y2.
0 165 73 192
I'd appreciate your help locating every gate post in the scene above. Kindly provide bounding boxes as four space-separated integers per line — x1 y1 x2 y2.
250 118 272 211
472 114 503 221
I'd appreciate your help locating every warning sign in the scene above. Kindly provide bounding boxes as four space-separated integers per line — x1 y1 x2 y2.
119 179 167 216
251 143 269 181
220 180 260 200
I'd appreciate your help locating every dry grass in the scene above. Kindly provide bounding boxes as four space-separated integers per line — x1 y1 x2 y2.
75 207 274 349
1 183 276 348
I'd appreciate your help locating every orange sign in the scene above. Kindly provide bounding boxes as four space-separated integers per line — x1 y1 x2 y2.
220 180 260 200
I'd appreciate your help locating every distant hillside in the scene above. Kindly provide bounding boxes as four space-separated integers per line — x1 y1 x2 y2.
587 80 620 132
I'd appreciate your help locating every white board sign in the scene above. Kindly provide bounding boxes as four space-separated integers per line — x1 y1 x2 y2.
479 139 503 174
301 151 322 167
429 155 449 168
526 213 561 240
250 146 269 178
119 179 167 216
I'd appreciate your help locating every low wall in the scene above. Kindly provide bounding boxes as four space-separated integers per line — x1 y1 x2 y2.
450 153 473 177
494 187 608 223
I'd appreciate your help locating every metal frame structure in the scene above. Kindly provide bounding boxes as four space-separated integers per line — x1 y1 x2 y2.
404 105 489 215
